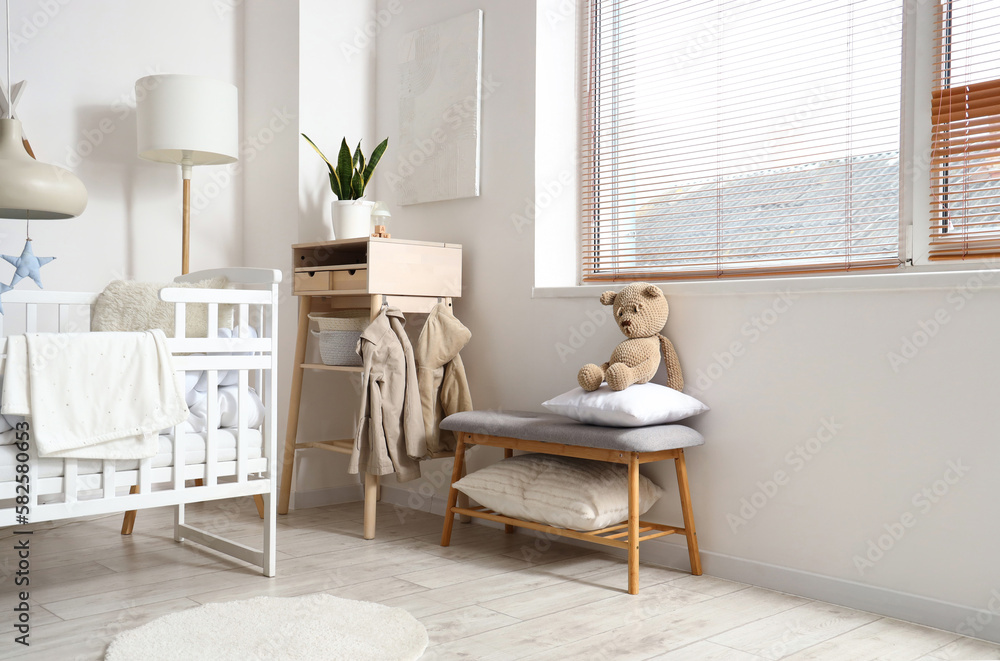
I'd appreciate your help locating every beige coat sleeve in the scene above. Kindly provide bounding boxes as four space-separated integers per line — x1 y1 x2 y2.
437 353 473 453
413 303 473 455
350 331 394 476
367 372 397 475
417 364 445 455
388 313 425 481
350 310 416 480
349 332 372 476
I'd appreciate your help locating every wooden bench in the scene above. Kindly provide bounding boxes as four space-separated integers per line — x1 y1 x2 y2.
439 410 703 594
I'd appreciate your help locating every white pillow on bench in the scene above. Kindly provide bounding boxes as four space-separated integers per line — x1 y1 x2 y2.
453 453 663 532
542 383 708 427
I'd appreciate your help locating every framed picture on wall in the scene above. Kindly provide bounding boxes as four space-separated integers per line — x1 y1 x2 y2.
394 9 483 206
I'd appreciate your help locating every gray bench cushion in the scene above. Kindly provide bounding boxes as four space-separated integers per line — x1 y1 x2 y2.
440 410 703 453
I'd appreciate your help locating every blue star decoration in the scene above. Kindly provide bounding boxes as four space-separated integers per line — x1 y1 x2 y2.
3 239 55 288
0 282 11 315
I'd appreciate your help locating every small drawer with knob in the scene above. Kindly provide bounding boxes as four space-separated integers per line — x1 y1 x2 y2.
330 268 367 291
294 271 332 293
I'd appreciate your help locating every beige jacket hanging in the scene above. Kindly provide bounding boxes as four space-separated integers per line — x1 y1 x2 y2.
349 307 426 483
413 303 472 455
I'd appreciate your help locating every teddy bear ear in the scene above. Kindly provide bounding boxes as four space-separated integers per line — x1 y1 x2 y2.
600 291 617 306
643 284 664 298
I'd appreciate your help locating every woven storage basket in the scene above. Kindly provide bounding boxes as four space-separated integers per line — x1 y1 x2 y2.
309 310 369 332
312 330 363 366
309 311 369 366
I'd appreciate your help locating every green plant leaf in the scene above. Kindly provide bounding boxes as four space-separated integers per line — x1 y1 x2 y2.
328 171 343 200
303 133 345 198
362 137 389 185
301 133 334 172
353 142 363 171
337 139 356 200
303 133 389 200
352 170 364 198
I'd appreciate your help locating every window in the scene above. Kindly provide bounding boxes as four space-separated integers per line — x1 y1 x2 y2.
929 0 1000 260
581 0 905 281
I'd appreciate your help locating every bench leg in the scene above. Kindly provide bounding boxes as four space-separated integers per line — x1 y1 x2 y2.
440 437 467 547
627 452 640 595
675 449 702 575
503 448 514 533
363 472 379 540
458 458 472 524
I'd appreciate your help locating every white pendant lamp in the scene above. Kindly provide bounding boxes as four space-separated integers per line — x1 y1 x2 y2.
0 0 87 221
0 0 86 311
0 119 87 219
135 74 238 274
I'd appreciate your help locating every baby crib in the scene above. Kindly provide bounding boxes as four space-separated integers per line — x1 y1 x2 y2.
0 268 280 577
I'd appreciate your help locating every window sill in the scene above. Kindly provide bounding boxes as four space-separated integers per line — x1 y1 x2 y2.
533 262 1000 298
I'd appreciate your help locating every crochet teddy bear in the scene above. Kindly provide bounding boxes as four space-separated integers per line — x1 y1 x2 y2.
577 283 684 392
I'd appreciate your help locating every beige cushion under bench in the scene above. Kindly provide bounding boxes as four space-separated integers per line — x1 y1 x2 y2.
440 410 703 453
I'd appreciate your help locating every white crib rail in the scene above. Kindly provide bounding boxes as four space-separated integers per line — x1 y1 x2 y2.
0 268 281 577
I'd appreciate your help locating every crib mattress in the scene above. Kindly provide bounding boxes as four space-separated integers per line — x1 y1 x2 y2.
0 428 263 482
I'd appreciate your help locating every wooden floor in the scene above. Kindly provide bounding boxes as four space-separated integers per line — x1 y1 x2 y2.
1 500 997 660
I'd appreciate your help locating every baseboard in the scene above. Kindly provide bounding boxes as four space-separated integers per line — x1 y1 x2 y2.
290 484 363 510
645 543 1000 646
378 485 1000 645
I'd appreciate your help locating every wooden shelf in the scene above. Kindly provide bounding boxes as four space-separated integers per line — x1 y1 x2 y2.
281 236 464 539
296 439 354 455
294 264 368 273
292 237 460 249
297 289 370 297
301 363 363 372
451 507 681 549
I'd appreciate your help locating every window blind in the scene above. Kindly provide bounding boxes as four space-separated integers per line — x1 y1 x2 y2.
581 0 904 281
930 0 1000 261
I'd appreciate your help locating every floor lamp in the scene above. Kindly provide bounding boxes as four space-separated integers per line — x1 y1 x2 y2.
136 74 238 275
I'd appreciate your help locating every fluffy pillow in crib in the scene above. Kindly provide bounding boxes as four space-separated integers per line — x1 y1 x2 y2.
186 386 265 433
452 454 663 531
542 383 708 427
91 277 234 338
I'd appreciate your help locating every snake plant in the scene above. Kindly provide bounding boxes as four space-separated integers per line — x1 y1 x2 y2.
302 134 389 200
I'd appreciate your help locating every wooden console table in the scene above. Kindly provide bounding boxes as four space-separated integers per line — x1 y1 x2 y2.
278 237 462 539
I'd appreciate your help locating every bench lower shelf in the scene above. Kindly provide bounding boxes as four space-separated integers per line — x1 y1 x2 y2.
451 505 684 549
441 432 703 595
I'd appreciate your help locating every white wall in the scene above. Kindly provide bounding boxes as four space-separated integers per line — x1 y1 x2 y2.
242 0 301 505
244 0 378 501
290 0 379 498
1 0 244 289
367 0 1000 641
298 0 378 243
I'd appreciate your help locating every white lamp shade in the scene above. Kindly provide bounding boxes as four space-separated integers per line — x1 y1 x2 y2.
136 74 239 166
0 118 88 219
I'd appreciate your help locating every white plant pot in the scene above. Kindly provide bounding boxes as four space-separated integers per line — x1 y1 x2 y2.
331 200 374 240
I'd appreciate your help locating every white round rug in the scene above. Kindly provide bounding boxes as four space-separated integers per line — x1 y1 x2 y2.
104 594 428 661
